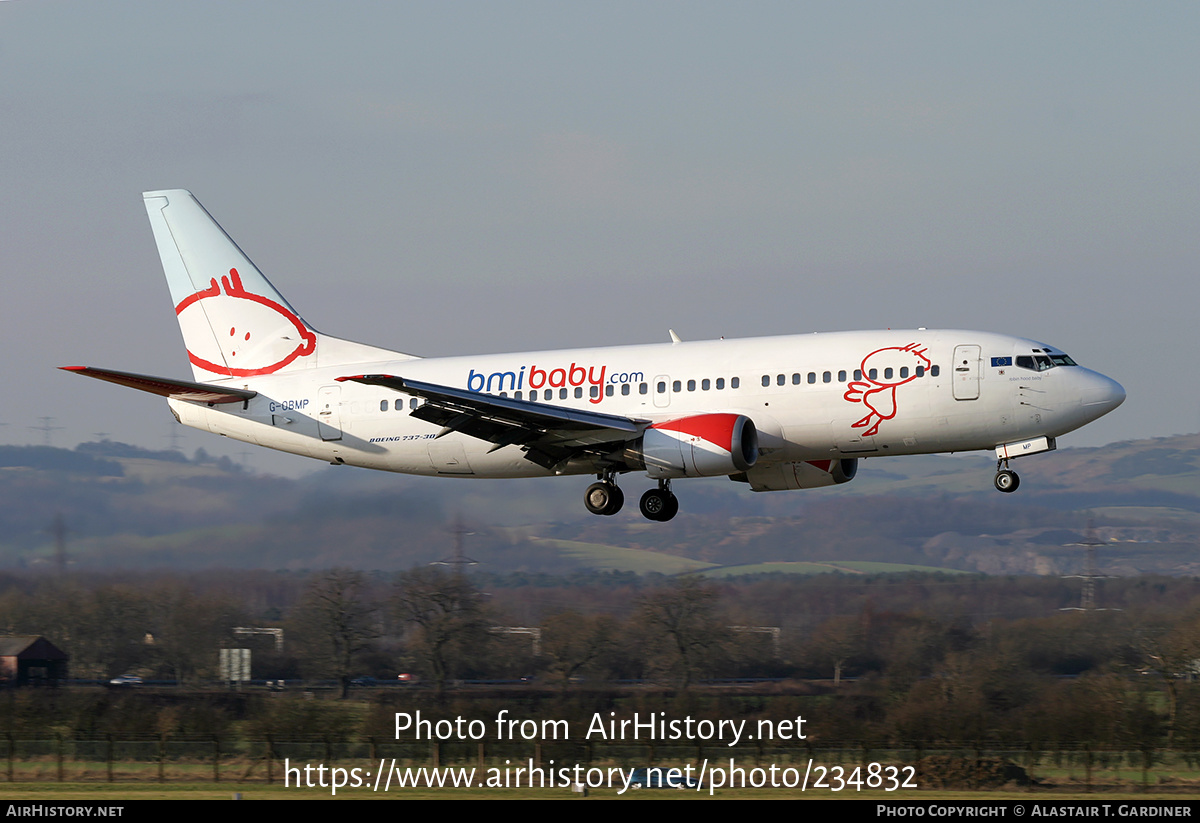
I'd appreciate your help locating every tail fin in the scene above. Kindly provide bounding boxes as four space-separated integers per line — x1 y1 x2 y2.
144 190 316 380
143 190 409 381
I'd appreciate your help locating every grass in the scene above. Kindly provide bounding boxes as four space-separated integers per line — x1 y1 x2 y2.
697 561 966 578
531 538 717 574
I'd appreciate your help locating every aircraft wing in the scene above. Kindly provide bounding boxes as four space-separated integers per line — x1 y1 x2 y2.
60 366 257 405
337 374 648 468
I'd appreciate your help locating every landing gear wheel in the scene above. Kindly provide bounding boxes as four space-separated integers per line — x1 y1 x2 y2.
659 493 679 521
639 489 680 521
584 482 624 515
604 485 624 515
994 469 1020 493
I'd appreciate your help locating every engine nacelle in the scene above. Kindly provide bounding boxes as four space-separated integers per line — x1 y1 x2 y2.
624 413 758 479
736 458 858 491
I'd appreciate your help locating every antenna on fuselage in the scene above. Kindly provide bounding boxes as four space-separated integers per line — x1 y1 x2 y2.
668 329 682 344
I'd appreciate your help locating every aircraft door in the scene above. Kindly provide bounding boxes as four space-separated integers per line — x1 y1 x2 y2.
317 385 343 440
952 345 981 401
653 374 671 408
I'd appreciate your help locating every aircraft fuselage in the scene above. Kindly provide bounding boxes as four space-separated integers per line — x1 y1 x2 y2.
169 328 1123 480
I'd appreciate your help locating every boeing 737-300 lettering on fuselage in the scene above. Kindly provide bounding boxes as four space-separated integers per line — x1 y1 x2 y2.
62 190 1126 521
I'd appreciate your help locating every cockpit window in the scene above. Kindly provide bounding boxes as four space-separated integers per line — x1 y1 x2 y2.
1016 352 1077 371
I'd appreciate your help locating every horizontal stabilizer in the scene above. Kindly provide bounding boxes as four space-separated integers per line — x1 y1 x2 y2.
60 366 257 405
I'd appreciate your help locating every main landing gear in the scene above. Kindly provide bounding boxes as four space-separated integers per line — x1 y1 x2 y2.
639 481 679 522
583 476 679 521
584 476 625 516
994 460 1020 494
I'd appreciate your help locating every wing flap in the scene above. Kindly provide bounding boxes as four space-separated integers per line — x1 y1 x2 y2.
60 366 257 405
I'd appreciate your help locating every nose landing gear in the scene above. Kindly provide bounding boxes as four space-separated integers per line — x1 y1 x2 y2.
994 460 1020 493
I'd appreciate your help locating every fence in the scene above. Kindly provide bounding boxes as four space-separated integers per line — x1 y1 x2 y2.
3 734 1198 790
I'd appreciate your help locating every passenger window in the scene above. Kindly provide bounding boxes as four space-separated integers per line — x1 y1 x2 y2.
731 377 740 389
687 379 696 391
621 383 631 396
591 385 599 398
884 368 893 379
393 399 403 411
931 365 940 377
410 398 419 409
639 383 648 395
702 379 710 391
916 366 924 377
657 381 666 393
792 373 801 385
761 375 769 387
838 370 847 382
716 378 725 390
807 372 816 384
380 400 388 412
575 387 583 399
499 392 508 398
776 374 785 386
854 369 862 381
515 391 523 400
673 380 682 392
605 385 614 397
823 371 831 383
900 367 908 378
868 369 878 380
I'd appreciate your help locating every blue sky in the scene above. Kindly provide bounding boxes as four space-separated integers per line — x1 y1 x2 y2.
2 1 1196 472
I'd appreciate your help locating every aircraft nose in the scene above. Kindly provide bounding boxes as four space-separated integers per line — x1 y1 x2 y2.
1081 371 1125 415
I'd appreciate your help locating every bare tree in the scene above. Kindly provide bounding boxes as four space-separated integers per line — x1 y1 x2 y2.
540 611 617 691
292 569 379 698
149 584 245 684
392 568 487 697
638 576 726 689
803 614 867 686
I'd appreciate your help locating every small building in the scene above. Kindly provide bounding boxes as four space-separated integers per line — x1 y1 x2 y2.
0 636 68 686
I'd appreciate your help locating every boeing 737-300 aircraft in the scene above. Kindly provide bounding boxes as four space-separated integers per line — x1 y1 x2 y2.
63 190 1126 521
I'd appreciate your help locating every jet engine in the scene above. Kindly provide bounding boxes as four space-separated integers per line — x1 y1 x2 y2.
622 413 758 478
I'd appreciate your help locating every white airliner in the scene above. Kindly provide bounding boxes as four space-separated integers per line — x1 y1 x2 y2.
63 190 1126 521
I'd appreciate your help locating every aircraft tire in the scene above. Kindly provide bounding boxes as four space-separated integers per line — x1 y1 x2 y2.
585 482 624 515
604 484 624 516
640 489 680 521
660 493 679 521
639 489 669 520
585 482 613 515
994 470 1020 493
